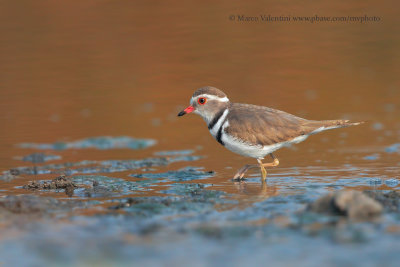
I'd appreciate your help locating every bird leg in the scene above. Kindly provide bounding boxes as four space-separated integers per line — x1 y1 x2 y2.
233 154 279 181
233 164 259 180
257 153 280 181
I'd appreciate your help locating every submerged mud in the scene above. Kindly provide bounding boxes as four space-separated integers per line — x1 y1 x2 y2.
1 155 200 179
0 195 85 216
130 166 214 181
2 170 400 266
20 153 62 163
1 137 400 266
19 136 156 150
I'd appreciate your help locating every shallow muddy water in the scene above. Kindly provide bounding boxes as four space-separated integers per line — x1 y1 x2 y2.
0 0 400 266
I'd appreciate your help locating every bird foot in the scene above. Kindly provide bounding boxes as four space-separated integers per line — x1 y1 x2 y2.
232 164 258 181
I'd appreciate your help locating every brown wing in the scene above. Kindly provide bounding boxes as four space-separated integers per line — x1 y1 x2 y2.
224 103 322 146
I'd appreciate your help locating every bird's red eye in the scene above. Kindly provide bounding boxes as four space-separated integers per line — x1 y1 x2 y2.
198 97 207 105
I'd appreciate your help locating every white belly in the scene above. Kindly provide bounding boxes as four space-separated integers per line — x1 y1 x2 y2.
220 131 310 159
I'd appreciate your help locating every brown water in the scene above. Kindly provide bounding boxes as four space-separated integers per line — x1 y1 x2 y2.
0 1 400 266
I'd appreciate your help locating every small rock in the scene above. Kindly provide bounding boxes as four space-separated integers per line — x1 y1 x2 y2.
308 193 339 214
24 181 41 189
23 175 78 192
308 190 383 221
65 184 75 197
335 191 383 220
9 169 20 175
364 190 400 212
83 181 112 198
0 170 19 181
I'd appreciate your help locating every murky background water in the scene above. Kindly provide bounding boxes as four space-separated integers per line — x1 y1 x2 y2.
0 1 399 266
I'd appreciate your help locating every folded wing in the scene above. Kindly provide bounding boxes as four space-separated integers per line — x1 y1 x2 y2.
225 103 361 146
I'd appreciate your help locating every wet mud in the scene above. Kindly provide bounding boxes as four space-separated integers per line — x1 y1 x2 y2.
0 136 400 266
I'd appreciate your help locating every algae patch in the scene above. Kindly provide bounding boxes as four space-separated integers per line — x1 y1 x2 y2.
6 156 199 177
19 136 156 150
19 153 61 163
130 166 214 182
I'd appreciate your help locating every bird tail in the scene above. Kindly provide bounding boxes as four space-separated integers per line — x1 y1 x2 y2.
321 119 364 128
305 119 364 134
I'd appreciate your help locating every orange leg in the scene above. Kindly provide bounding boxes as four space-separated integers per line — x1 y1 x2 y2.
257 153 280 181
233 153 279 181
